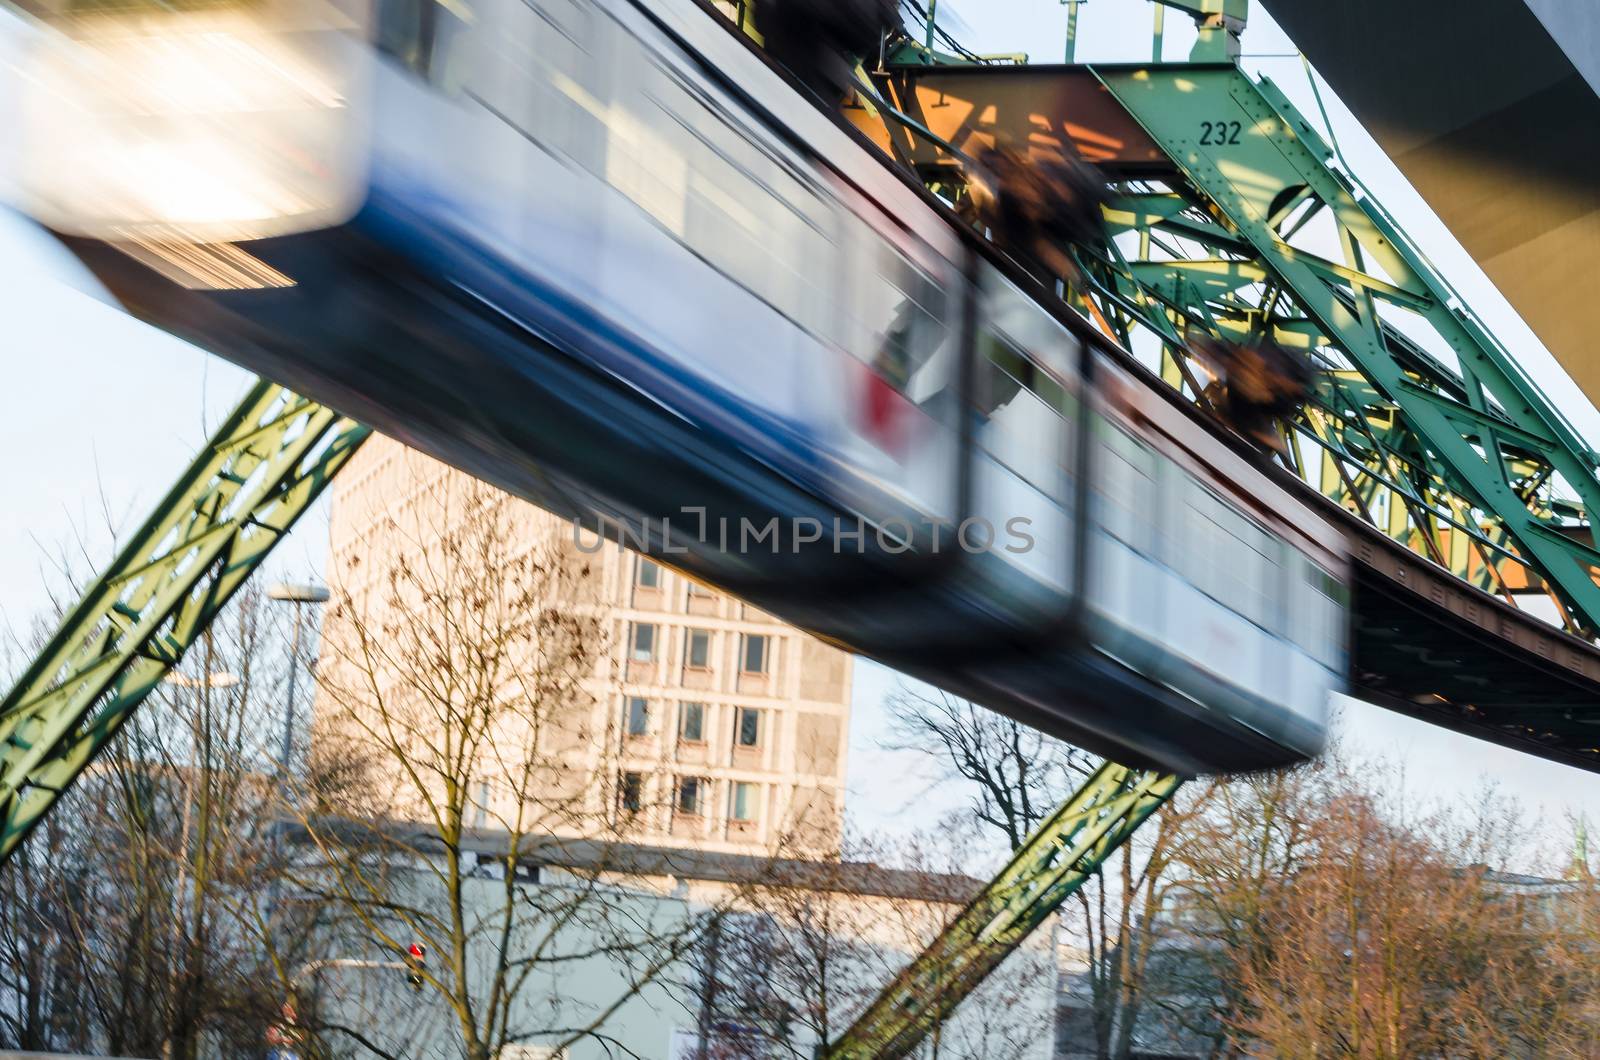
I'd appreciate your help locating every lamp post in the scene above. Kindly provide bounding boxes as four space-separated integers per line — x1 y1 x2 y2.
267 582 329 782
160 664 239 1060
1062 0 1085 63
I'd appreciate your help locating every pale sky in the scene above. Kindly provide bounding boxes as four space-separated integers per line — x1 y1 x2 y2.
2 0 1598 871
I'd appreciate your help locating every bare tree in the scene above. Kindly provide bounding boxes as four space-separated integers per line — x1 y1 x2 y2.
884 682 1206 1060
1 586 318 1059
886 686 1091 851
297 472 705 1060
706 827 1056 1060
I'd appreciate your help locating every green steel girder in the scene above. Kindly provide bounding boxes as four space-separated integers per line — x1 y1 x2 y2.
1076 66 1600 630
0 383 368 864
823 765 1180 1059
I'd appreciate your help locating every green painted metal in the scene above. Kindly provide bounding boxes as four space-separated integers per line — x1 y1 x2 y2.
1150 0 1248 61
823 765 1180 1059
0 384 368 864
831 23 1600 1050
1082 64 1600 634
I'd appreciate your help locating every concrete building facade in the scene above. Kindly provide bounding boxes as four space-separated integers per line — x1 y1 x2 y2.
321 435 853 857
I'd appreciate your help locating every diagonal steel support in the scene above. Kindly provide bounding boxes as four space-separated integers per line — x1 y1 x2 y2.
824 764 1180 1059
1095 65 1600 632
0 382 368 865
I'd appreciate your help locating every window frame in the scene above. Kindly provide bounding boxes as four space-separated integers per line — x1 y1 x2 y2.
630 622 657 663
679 701 706 743
635 557 662 589
625 696 650 737
620 771 643 814
686 628 712 670
677 776 704 816
741 633 770 675
734 706 762 749
730 781 758 822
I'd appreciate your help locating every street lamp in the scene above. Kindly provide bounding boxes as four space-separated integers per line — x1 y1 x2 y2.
267 582 329 780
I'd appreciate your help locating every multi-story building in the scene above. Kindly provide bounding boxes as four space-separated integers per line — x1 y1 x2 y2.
321 435 853 856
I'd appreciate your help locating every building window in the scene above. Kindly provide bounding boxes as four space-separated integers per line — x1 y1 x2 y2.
630 623 657 662
735 706 761 749
474 779 490 830
687 580 715 599
731 781 758 822
741 633 770 674
636 557 661 588
626 696 649 736
677 776 704 815
686 628 712 669
680 701 705 742
620 772 643 814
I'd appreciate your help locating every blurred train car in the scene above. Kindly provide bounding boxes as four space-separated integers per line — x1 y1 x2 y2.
3 0 1348 773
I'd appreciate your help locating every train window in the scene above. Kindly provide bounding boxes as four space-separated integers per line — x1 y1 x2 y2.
976 332 1068 490
1179 481 1281 629
1295 560 1346 669
375 0 475 92
606 92 690 235
610 59 838 340
478 0 598 163
967 266 1075 594
1095 426 1157 550
375 0 432 74
859 243 953 412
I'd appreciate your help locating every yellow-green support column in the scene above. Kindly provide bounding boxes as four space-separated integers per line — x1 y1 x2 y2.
0 383 368 864
825 764 1180 1059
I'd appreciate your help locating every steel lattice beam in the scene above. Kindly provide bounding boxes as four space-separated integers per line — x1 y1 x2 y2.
828 39 1600 1051
1084 65 1600 632
855 59 1600 635
823 765 1179 1059
0 383 368 864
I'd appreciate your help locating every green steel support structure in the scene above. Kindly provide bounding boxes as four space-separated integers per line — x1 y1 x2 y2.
830 4 1600 1054
1087 64 1600 636
824 765 1180 1058
0 384 367 862
1 5 1595 1059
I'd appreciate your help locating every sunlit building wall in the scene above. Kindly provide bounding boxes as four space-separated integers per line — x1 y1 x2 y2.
319 434 853 856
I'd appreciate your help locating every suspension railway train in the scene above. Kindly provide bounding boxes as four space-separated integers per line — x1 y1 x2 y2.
5 0 1348 773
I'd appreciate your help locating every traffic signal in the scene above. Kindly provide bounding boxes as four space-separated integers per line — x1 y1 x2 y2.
405 942 426 990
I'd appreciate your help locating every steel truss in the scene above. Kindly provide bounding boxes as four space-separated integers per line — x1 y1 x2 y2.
824 765 1180 1058
828 23 1600 1058
0 384 367 862
1085 66 1600 635
871 61 1600 635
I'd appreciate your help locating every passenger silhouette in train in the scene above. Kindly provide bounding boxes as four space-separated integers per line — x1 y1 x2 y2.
862 291 1028 454
961 142 1111 291
862 144 1111 452
755 0 901 103
1186 325 1313 455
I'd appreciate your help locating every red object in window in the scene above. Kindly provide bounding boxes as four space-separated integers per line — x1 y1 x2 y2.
860 364 909 458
